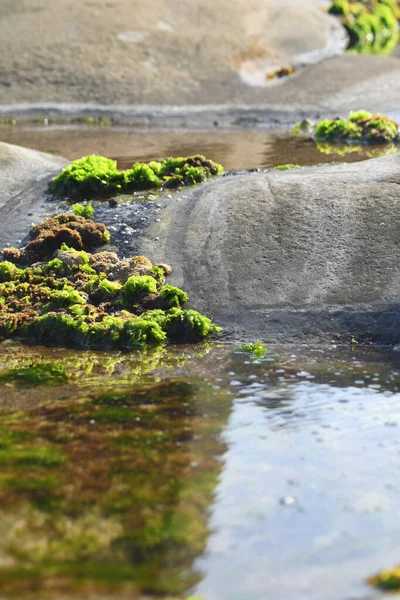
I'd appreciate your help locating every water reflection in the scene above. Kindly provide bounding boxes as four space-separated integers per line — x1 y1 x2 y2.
0 343 400 598
0 125 397 172
195 350 400 600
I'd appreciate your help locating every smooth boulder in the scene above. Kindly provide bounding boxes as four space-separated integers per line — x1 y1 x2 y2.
141 153 400 342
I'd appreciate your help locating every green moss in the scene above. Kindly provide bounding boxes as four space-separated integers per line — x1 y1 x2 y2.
48 154 224 200
0 362 69 386
72 203 94 219
236 340 267 358
328 0 399 55
313 111 399 143
4 475 61 510
123 318 167 347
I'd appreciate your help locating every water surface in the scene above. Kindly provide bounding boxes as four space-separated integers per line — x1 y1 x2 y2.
0 341 398 599
0 124 397 170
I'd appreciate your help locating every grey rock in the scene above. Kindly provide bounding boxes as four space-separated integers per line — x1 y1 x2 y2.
140 154 400 342
0 142 67 247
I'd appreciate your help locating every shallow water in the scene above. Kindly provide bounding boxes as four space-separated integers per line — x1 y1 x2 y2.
0 124 397 170
0 341 399 598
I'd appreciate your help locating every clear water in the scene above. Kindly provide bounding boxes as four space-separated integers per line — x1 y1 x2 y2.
0 124 397 170
0 341 398 598
0 124 398 598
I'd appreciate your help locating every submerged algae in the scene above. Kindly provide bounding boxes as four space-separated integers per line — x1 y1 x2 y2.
0 363 69 386
0 376 232 596
48 154 224 200
0 211 221 349
236 340 268 358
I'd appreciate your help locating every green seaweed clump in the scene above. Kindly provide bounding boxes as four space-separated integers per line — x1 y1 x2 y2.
0 363 69 386
328 0 399 55
0 215 221 349
48 154 224 200
274 164 302 171
369 565 400 590
72 202 94 219
314 110 399 143
236 340 267 358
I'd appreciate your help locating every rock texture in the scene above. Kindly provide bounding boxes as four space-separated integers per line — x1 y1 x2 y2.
0 142 66 246
2 142 400 342
1 0 400 121
140 154 400 342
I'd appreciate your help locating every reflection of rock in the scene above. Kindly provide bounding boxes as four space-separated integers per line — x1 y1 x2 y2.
141 153 400 343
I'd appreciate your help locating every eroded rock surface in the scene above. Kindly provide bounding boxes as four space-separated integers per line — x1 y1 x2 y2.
140 153 400 342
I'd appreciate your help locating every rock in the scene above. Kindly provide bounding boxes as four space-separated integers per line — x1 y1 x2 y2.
3 142 400 342
0 0 345 108
0 142 67 248
140 153 400 342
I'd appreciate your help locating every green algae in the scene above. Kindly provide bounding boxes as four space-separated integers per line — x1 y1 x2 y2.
236 340 267 358
274 164 302 171
48 154 224 200
0 213 221 350
369 565 400 590
328 0 399 54
0 375 232 596
72 202 95 219
312 110 399 143
0 363 69 386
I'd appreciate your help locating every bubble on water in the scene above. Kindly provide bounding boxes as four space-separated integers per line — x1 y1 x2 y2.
280 496 297 506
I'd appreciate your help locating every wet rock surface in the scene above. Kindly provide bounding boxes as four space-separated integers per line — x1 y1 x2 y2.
2 143 400 343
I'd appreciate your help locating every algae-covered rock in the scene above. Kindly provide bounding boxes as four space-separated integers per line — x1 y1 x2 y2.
368 565 400 590
0 212 221 349
48 154 224 200
328 0 399 54
312 110 399 143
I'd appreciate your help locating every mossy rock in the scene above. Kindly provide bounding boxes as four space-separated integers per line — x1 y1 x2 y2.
48 154 224 200
0 213 222 349
328 0 399 55
313 110 399 144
